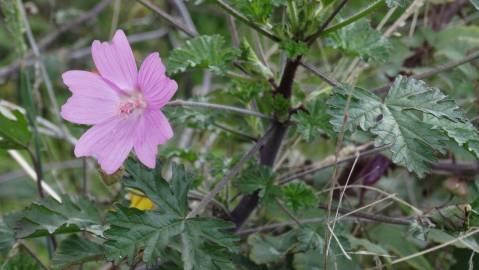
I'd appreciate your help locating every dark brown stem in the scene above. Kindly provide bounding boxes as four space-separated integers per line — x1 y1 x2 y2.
230 57 303 229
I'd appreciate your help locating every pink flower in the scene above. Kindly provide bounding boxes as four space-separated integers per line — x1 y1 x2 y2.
61 30 177 174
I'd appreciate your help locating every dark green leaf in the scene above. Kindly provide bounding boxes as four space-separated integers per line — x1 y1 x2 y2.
236 164 280 203
329 76 479 177
1 250 43 270
52 234 105 269
104 206 182 265
0 214 16 257
282 182 317 211
15 195 103 238
124 159 191 217
106 162 238 267
471 0 479 10
0 108 30 149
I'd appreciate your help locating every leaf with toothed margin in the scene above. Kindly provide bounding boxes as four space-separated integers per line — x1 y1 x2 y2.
166 35 240 75
15 195 104 239
104 159 239 268
52 234 105 269
328 76 479 177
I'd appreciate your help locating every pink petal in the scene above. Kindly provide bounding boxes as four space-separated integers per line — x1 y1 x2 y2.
75 116 137 174
61 71 120 125
138 53 178 109
92 29 138 92
134 110 173 168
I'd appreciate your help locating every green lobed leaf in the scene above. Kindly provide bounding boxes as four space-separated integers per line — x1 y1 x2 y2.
327 19 392 62
282 182 317 211
296 226 323 251
235 163 280 203
15 195 103 239
280 39 308 59
181 219 238 270
106 160 239 267
292 97 333 142
52 234 105 269
329 76 479 177
229 0 274 24
104 205 183 265
124 159 191 217
167 35 240 75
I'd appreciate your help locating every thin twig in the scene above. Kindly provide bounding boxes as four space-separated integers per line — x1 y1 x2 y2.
322 0 385 36
214 0 280 42
167 99 274 120
372 228 479 269
317 184 422 215
276 198 302 226
7 150 62 202
306 0 350 44
170 0 199 36
373 50 479 94
300 60 341 88
332 194 397 223
383 0 424 38
136 0 197 37
187 127 275 218
19 242 50 270
17 0 72 139
0 0 112 79
278 144 391 185
212 122 259 141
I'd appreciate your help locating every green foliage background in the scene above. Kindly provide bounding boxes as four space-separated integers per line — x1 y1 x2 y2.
1 0 479 269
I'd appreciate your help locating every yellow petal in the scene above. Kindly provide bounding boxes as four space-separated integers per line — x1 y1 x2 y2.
129 192 154 210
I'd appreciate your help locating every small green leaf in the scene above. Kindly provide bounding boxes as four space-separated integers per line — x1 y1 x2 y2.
167 35 240 75
0 108 30 149
296 226 323 251
280 39 308 58
52 235 105 269
229 0 274 24
292 98 333 142
327 19 392 62
236 164 280 203
282 182 317 211
15 195 103 238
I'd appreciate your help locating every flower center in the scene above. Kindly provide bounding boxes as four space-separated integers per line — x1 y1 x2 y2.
118 91 146 117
